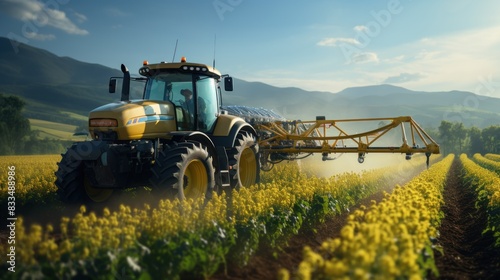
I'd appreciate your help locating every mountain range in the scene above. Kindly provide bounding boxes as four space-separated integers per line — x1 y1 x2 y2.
1 36 499 140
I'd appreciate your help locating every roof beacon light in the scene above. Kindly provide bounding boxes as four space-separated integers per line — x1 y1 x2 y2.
180 56 187 63
143 60 149 66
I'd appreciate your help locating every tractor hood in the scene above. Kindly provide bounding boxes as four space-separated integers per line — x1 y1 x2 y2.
89 100 177 140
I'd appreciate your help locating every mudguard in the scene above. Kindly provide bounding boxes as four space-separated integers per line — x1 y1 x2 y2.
211 116 257 148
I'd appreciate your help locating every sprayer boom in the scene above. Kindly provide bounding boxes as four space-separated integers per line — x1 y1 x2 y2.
256 116 439 170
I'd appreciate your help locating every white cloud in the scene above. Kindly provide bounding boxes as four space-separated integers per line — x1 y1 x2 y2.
248 27 500 97
0 0 88 35
317 37 360 47
414 50 440 60
373 26 500 95
24 31 56 41
383 73 424 84
353 25 368 32
351 52 379 64
384 55 406 64
73 12 87 23
0 0 41 21
104 7 129 18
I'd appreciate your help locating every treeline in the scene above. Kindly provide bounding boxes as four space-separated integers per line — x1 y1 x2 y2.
437 120 500 155
0 94 72 155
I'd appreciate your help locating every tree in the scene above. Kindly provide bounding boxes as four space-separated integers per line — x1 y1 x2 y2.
482 126 500 154
74 121 88 134
451 122 467 154
438 120 453 155
0 94 31 154
468 127 484 155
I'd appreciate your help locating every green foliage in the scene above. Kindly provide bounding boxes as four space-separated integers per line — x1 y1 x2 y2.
438 120 500 156
417 244 439 278
0 94 75 155
0 94 31 154
228 219 262 267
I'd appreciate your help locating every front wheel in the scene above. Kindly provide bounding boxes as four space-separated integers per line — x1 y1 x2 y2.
55 146 114 203
150 141 216 200
228 131 260 189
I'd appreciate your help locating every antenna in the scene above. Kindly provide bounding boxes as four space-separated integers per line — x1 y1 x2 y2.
213 34 216 68
171 39 178 62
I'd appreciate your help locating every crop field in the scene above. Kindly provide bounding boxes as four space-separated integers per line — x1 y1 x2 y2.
0 154 499 279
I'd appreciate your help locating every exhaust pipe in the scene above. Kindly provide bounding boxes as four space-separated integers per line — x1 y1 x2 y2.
121 64 130 101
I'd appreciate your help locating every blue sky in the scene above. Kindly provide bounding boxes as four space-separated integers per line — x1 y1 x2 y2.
1 0 500 98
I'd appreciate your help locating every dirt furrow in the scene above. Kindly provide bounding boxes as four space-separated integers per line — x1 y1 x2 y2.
214 190 389 280
431 158 500 279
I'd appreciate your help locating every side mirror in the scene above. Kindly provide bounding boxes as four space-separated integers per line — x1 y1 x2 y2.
224 77 233 91
109 78 117 93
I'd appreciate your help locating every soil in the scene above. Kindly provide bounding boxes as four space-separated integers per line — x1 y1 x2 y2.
430 158 500 280
211 158 500 280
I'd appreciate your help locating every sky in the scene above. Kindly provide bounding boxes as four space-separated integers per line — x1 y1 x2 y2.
1 0 500 98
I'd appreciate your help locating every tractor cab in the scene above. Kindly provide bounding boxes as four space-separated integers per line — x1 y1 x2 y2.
107 57 233 134
138 57 232 133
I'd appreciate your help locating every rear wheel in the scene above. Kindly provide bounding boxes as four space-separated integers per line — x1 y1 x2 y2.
228 131 260 188
150 141 215 200
55 147 114 203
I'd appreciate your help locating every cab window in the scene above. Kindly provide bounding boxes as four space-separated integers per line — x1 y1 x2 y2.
196 77 218 132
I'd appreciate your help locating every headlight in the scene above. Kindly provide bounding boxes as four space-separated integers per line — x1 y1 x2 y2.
89 118 118 127
181 65 208 72
139 67 150 75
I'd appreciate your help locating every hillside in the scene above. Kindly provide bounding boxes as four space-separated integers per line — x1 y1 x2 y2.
223 82 500 128
1 36 499 140
0 37 121 128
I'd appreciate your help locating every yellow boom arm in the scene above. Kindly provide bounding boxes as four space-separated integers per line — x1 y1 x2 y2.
256 116 439 169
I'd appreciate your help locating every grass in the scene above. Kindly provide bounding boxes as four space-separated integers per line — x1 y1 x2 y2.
29 119 78 140
60 111 88 121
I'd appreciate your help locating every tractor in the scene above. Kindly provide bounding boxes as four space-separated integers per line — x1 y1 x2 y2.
55 57 259 202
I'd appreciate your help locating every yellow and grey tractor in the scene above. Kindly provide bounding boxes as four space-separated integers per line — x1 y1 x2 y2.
55 57 260 202
55 57 440 203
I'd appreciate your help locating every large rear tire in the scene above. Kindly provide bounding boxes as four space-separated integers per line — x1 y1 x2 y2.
150 141 216 200
228 131 260 189
55 148 114 203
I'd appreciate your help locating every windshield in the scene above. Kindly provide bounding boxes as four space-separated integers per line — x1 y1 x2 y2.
144 72 192 102
144 72 219 132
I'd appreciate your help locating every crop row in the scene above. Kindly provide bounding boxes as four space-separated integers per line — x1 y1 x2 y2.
0 155 434 279
472 153 500 176
460 154 500 247
484 153 500 162
286 154 454 280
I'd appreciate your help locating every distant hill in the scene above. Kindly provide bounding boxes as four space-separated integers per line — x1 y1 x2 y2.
224 82 500 128
0 37 121 126
222 79 335 119
1 36 499 139
335 84 416 97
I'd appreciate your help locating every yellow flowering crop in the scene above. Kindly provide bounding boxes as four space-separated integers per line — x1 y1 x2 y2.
460 154 500 246
292 155 454 280
484 153 500 162
0 155 59 202
472 153 500 176
0 153 438 278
